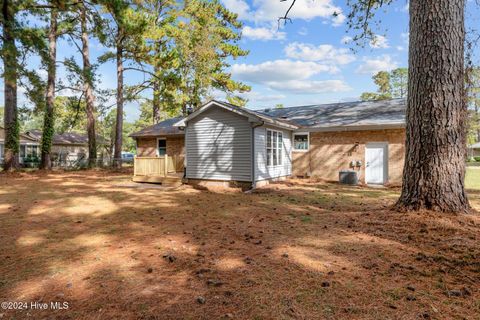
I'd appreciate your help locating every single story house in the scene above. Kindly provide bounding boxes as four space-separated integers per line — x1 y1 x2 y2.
468 142 480 157
129 117 185 171
0 126 40 165
0 127 109 166
131 99 406 187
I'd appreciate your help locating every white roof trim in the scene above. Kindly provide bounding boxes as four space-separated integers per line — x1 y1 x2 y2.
174 100 298 130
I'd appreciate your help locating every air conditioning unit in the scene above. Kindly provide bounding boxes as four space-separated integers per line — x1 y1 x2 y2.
339 170 358 185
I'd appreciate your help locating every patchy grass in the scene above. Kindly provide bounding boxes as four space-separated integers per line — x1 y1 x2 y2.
466 167 480 190
0 170 479 319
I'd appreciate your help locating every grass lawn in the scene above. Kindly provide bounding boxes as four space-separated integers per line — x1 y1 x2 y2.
0 170 479 319
466 166 480 190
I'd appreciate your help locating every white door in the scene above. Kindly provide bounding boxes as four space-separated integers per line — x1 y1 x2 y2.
365 143 387 184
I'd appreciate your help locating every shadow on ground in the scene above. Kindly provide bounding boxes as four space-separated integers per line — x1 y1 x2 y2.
0 170 479 319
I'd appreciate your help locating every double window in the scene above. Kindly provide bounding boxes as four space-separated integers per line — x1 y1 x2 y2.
266 129 283 166
20 144 39 158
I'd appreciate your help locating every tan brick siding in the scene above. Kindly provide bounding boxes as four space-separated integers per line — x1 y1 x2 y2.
136 136 184 157
166 137 185 156
292 129 405 185
136 137 157 157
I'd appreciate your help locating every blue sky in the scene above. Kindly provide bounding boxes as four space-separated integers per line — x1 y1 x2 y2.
2 0 480 123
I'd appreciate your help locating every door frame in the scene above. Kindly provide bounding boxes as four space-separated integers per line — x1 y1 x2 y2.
365 142 388 185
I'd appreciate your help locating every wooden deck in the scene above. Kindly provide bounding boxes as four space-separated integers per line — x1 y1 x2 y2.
133 155 184 186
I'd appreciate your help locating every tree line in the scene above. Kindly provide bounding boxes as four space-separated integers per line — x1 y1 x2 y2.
0 0 250 170
361 67 480 146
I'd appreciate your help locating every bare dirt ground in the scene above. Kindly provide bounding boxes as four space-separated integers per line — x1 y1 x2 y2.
0 170 479 320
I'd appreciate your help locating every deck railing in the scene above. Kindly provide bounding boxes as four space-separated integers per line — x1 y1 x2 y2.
133 155 184 178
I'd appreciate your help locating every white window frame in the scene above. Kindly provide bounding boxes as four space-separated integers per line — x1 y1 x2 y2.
156 137 167 156
293 132 309 152
266 129 283 167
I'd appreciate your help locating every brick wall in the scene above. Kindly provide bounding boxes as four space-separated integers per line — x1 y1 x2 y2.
136 137 157 157
292 129 405 185
136 136 185 157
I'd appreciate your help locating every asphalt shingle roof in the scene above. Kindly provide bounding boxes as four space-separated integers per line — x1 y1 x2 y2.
130 99 406 137
25 130 106 145
129 116 184 137
256 99 406 129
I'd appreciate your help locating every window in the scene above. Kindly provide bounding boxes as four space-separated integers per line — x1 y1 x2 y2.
0 143 3 159
293 133 309 151
157 139 166 156
266 129 283 166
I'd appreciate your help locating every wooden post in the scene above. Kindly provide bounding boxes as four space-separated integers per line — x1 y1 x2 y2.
164 154 168 177
133 156 137 176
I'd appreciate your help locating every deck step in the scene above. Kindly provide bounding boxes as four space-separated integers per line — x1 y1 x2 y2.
132 175 183 187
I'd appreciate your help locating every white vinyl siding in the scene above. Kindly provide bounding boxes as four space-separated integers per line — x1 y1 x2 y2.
185 106 252 181
254 126 292 182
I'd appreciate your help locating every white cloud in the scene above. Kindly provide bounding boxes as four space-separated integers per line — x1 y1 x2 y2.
369 35 389 49
222 0 345 26
232 59 338 83
267 80 350 94
356 55 398 75
232 59 349 94
242 26 286 41
284 42 356 65
221 0 252 20
239 91 286 102
298 27 308 36
341 36 352 44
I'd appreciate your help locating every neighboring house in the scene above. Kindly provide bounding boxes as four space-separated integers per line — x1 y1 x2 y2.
0 126 40 165
0 127 109 166
129 117 185 171
131 99 406 187
469 142 480 157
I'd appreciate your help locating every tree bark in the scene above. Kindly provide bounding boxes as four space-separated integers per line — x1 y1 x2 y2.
395 0 470 213
81 1 97 168
152 66 160 124
2 0 19 171
40 7 58 170
113 35 124 169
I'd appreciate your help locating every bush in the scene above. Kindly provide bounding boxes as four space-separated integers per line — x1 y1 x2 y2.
475 156 480 162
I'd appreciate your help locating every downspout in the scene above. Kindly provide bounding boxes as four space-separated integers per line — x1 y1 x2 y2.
250 121 264 190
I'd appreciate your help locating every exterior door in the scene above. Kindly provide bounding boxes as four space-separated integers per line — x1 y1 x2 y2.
365 143 387 184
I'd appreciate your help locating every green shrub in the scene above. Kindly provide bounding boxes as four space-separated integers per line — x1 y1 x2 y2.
475 156 480 162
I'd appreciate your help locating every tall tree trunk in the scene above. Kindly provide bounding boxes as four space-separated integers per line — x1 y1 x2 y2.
81 2 97 168
40 7 58 170
152 67 160 124
395 0 469 212
113 37 124 169
2 0 19 171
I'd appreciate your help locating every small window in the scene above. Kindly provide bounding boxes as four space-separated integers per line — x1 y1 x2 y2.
0 143 3 158
266 129 283 167
293 133 309 151
157 139 166 156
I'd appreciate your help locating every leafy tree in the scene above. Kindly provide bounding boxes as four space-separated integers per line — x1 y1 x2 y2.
0 0 49 170
287 0 471 212
173 0 250 114
361 68 407 101
100 0 148 167
467 67 480 144
1 0 22 170
390 68 408 99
